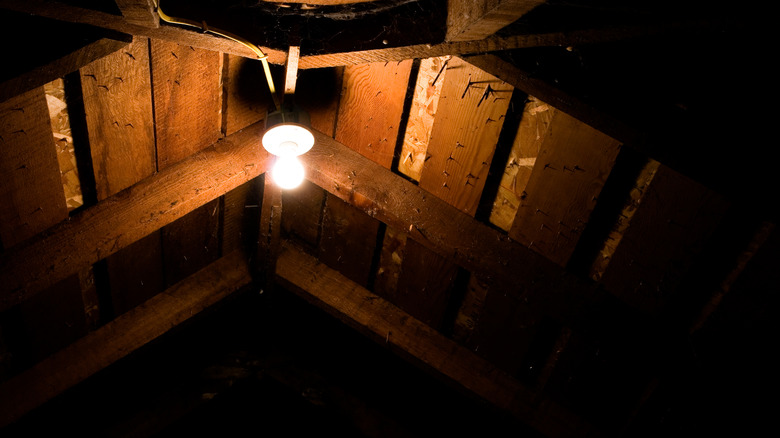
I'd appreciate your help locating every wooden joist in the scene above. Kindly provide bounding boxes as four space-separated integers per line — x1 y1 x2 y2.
0 0 286 63
446 0 546 42
0 38 130 104
0 250 252 428
300 130 606 327
275 241 599 438
115 0 159 28
0 122 270 312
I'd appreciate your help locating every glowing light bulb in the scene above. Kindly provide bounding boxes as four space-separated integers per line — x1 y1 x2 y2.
272 155 304 189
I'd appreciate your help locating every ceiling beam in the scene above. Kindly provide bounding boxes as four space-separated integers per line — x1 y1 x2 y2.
0 122 270 312
275 241 599 438
0 250 251 429
0 0 286 63
446 0 546 42
0 37 130 103
115 0 159 28
301 130 611 327
297 20 729 68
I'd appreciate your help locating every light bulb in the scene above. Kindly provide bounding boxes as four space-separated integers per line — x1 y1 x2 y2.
272 155 305 189
262 124 314 157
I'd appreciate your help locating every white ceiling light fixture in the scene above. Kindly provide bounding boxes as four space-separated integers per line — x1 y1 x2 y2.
262 46 312 190
262 105 313 190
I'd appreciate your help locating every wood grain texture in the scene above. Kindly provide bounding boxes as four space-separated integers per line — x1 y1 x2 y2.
222 180 258 255
419 56 512 215
162 200 221 287
489 96 554 231
151 39 222 170
281 179 325 249
0 0 286 63
598 165 729 313
0 87 68 248
115 0 159 28
398 56 449 181
0 37 130 104
446 0 545 41
81 37 156 199
0 122 271 311
275 241 599 438
223 54 273 136
0 250 251 428
300 130 607 329
335 61 412 167
509 110 622 266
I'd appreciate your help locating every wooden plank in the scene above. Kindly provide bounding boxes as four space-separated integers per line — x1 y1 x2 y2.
280 179 325 249
317 61 411 286
222 54 274 136
489 96 554 231
0 87 68 248
300 130 606 329
283 46 300 97
161 199 221 287
80 36 163 317
0 250 251 428
296 22 722 69
0 121 271 311
598 165 729 313
418 56 512 215
395 57 511 329
0 36 130 104
398 56 449 181
334 60 413 167
508 110 622 266
319 195 381 288
151 39 222 170
0 0 286 63
446 0 546 42
115 0 159 28
222 180 258 255
275 241 600 438
81 37 156 200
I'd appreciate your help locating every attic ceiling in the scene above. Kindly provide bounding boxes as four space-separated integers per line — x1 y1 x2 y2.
0 1 775 437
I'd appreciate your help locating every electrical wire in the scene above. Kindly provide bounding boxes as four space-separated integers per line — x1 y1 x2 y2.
152 0 280 110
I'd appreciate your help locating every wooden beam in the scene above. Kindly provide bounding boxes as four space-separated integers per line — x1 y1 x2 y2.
0 0 286 63
0 87 68 247
297 21 727 68
115 0 159 28
300 130 605 326
0 122 270 312
275 241 599 438
508 110 622 266
446 0 546 42
0 250 251 428
0 38 130 104
284 46 301 97
256 175 283 289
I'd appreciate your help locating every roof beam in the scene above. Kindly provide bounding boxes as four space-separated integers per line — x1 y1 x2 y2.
297 21 729 68
0 250 251 429
0 122 270 312
0 0 286 63
300 130 608 327
115 0 159 28
275 241 599 438
446 0 546 42
0 37 130 103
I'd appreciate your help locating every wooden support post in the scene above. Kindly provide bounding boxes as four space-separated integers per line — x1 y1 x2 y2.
256 175 283 291
284 46 300 98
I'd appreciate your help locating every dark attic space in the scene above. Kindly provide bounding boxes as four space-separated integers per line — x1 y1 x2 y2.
0 1 776 438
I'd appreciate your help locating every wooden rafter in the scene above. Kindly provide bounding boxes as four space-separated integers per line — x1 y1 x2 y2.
0 122 270 311
0 250 251 428
446 0 547 42
276 241 599 438
115 0 159 28
0 0 286 63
